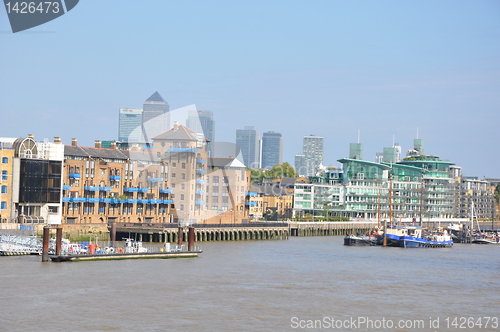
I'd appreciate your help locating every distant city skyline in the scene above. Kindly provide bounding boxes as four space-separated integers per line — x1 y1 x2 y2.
1 1 498 177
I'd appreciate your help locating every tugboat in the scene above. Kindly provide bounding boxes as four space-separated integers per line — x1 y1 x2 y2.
344 233 377 246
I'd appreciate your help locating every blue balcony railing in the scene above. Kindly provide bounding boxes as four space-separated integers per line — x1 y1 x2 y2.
159 189 172 194
245 202 258 207
123 187 139 192
84 186 99 191
138 188 149 193
125 199 138 204
99 187 112 192
69 173 81 179
86 198 100 203
196 180 206 184
196 169 206 174
196 159 206 164
62 185 70 191
196 190 207 195
246 192 258 197
162 199 173 204
62 197 71 202
110 175 121 181
195 200 205 205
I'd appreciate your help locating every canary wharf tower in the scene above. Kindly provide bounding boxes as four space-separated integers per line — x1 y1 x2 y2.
142 91 169 142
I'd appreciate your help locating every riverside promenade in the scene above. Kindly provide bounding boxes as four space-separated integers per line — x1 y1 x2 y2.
112 221 378 243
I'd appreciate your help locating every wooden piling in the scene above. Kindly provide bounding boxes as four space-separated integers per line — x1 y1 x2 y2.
42 226 50 262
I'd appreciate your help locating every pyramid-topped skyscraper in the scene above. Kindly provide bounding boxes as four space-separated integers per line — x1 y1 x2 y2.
142 91 169 143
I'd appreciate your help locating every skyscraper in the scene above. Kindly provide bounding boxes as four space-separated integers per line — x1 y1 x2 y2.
118 108 143 142
186 110 215 156
236 126 260 168
261 131 283 169
142 91 169 142
302 135 323 177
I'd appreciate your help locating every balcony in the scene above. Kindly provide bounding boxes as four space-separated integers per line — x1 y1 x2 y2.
196 190 207 195
86 198 100 203
72 197 86 203
99 198 113 203
162 199 173 204
246 192 258 197
123 187 139 192
195 200 206 205
196 169 206 174
196 159 206 164
168 148 199 153
84 186 99 191
137 199 149 204
246 202 258 207
69 173 81 179
125 199 138 204
99 187 112 192
196 180 206 184
110 175 121 181
62 197 71 202
159 189 172 194
62 185 70 191
138 188 149 193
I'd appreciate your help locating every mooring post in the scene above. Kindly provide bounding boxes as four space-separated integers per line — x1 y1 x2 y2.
177 226 183 247
383 220 388 247
55 227 63 255
110 222 117 246
42 226 50 262
188 226 195 251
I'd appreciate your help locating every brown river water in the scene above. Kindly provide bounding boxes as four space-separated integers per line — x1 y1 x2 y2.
1 236 499 331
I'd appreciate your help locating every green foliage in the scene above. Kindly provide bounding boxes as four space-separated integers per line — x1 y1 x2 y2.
249 162 299 183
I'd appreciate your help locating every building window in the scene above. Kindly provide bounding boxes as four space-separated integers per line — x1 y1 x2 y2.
172 173 176 178
181 173 186 180
181 194 185 200
172 163 177 168
180 204 184 211
182 163 186 169
1 201 6 210
2 170 7 181
1 157 8 164
1 186 6 194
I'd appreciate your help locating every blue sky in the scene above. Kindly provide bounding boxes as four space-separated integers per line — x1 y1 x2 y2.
1 0 499 177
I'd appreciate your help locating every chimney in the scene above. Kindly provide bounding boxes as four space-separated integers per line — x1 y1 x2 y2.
71 138 78 146
54 137 62 144
110 142 117 149
28 134 34 140
174 121 179 130
95 140 102 148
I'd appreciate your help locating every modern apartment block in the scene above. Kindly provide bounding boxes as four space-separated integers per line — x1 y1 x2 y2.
0 136 64 225
293 140 495 223
261 131 283 169
236 126 260 169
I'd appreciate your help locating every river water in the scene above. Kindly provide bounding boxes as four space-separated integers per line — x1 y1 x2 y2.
1 236 499 331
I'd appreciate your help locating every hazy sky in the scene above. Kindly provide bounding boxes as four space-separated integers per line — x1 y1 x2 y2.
1 1 499 177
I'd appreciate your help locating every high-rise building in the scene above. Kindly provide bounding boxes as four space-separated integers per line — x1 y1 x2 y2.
142 91 169 142
261 131 283 169
186 110 215 156
302 135 323 177
118 108 143 142
294 154 306 177
236 126 260 168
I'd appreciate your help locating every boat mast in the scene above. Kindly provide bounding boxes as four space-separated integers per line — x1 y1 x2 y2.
389 176 393 226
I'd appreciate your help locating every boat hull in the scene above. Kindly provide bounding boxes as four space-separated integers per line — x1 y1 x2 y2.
400 236 453 248
344 235 376 246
